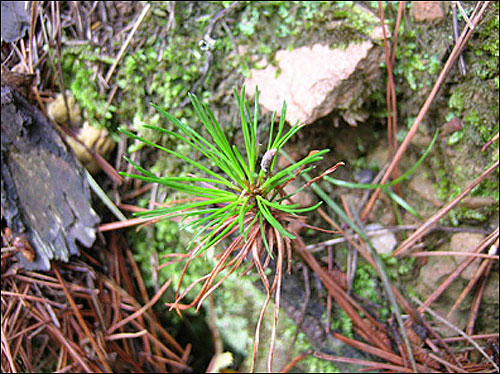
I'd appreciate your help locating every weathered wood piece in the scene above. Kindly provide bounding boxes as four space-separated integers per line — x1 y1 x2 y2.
1 86 100 270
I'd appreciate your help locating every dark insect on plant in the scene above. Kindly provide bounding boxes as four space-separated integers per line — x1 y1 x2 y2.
120 87 343 372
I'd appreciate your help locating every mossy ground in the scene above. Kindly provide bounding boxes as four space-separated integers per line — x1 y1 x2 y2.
55 1 499 371
392 2 498 226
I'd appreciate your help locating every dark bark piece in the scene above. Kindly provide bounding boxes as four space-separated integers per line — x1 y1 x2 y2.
1 86 100 270
1 1 30 43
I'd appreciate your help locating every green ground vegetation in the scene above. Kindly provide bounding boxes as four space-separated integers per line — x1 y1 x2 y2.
53 1 498 370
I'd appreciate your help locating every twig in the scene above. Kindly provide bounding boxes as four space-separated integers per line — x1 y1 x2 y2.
313 351 415 372
104 3 151 84
106 330 148 341
28 1 39 75
205 295 223 373
452 2 467 75
341 198 358 294
454 0 475 29
305 224 492 252
378 1 401 195
466 259 494 335
409 251 499 260
436 333 499 343
481 132 499 152
85 169 127 221
297 240 390 351
102 276 185 356
349 211 418 372
1 324 16 373
205 1 240 38
267 228 284 373
46 320 93 372
0 291 66 308
447 255 494 317
326 245 333 334
315 196 429 372
427 352 467 373
250 240 272 373
332 332 430 372
178 1 241 107
290 264 310 348
106 277 172 335
279 350 312 373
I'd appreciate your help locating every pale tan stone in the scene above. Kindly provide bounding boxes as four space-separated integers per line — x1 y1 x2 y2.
245 41 382 126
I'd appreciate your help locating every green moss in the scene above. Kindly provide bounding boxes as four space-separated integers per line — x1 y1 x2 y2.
448 90 465 112
330 252 418 337
473 2 499 80
472 176 500 201
393 28 443 91
435 163 498 226
59 45 116 130
428 2 499 224
299 355 341 374
447 129 465 146
446 3 499 145
352 264 379 304
128 195 217 296
331 307 353 338
58 0 389 175
278 321 340 373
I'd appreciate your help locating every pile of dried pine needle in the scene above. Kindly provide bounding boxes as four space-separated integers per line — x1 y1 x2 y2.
1 3 189 371
1 230 190 372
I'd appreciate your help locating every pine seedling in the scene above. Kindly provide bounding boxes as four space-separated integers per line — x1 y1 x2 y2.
120 86 343 372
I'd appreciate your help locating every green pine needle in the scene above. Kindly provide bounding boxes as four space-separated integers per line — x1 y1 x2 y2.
120 86 330 255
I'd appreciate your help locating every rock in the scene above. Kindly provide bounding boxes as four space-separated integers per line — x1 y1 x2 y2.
47 92 116 173
460 196 498 209
282 182 314 208
354 168 376 184
365 223 398 255
64 122 116 174
448 232 484 280
440 117 463 137
417 233 484 290
409 173 444 208
1 1 30 43
410 1 448 23
244 26 386 126
47 91 82 128
482 268 499 305
416 259 464 336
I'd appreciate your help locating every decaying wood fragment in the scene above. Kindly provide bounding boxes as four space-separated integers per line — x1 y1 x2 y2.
1 86 100 270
